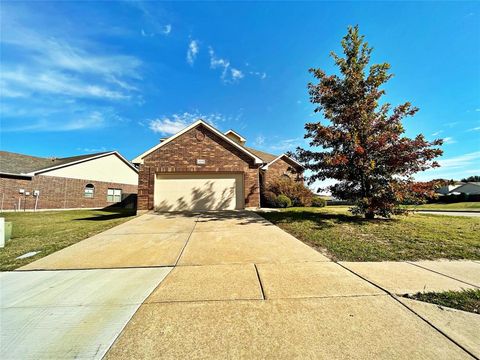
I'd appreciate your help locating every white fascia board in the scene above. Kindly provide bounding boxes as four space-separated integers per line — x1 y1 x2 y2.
261 154 305 170
28 151 138 176
132 120 263 165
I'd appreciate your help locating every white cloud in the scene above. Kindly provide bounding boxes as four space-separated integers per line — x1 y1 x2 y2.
187 40 199 65
1 111 113 132
468 126 480 131
414 151 480 181
141 28 153 37
148 111 227 135
209 47 230 79
432 130 443 136
77 146 107 153
268 138 301 152
208 47 245 84
475 108 480 112
231 68 244 80
442 137 457 145
250 71 267 80
437 151 480 170
126 1 172 36
162 24 172 35
207 47 265 83
0 8 141 101
254 135 265 146
1 68 129 100
149 118 188 135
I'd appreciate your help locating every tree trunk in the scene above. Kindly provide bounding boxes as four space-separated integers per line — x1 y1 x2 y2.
365 211 375 219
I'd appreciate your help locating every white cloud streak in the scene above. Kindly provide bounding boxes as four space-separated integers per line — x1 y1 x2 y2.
1 111 116 132
414 151 480 181
442 137 457 145
254 135 265 146
208 47 248 84
1 7 141 101
231 68 244 80
148 112 227 135
187 40 199 65
1 68 129 100
268 138 301 152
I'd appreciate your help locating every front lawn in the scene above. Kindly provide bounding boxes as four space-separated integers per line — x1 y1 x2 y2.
258 206 480 261
404 289 480 314
411 202 480 212
0 209 136 271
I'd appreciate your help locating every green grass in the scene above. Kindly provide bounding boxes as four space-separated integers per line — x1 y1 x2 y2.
410 202 480 212
258 206 480 261
404 289 480 314
0 209 136 271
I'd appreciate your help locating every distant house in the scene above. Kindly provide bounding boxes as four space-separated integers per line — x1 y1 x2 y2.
0 151 138 211
448 182 480 195
436 183 463 195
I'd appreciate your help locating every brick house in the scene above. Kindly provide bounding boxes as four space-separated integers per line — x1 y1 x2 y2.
0 151 138 211
133 120 304 212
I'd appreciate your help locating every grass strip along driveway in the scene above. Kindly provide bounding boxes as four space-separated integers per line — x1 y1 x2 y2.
258 206 480 262
0 209 136 271
404 289 480 314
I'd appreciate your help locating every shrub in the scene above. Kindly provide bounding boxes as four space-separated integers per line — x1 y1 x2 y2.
262 191 278 208
276 194 292 208
311 196 327 207
268 178 313 206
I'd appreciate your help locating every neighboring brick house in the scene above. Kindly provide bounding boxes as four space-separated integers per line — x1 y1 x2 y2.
133 120 304 212
0 151 138 211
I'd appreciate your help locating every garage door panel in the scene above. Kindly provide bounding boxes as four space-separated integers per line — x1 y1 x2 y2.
155 174 244 211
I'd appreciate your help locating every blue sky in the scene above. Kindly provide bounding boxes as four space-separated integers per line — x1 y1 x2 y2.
1 1 479 184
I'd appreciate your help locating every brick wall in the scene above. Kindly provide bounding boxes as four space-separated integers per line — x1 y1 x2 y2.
262 157 303 189
138 124 261 210
0 174 137 211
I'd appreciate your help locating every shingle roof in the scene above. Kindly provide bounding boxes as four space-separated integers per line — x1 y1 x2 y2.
0 151 111 175
244 147 278 163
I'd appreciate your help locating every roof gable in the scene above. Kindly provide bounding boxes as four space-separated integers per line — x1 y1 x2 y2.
261 154 304 170
132 120 263 164
0 151 137 176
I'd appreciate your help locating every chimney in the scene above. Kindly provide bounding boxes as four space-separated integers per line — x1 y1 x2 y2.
224 130 246 146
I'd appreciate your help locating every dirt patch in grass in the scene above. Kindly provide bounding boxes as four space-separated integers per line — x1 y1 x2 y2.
0 209 136 271
404 289 480 314
257 206 480 261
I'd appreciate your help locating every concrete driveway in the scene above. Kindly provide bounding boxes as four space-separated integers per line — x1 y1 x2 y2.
2 211 478 359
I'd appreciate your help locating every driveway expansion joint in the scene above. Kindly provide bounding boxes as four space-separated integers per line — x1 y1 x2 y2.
254 264 266 300
173 215 200 266
406 261 480 288
336 262 479 359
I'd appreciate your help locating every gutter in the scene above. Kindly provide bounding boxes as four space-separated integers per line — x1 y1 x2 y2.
0 172 33 179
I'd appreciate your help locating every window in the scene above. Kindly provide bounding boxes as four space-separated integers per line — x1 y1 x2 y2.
107 188 122 203
84 184 95 198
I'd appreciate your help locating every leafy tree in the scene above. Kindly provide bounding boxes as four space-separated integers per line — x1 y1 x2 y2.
461 175 480 182
295 26 443 218
401 180 447 205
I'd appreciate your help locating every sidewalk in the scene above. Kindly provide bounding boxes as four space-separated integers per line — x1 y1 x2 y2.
2 211 478 359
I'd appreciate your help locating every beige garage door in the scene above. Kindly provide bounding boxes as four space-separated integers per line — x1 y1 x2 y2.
154 173 244 211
